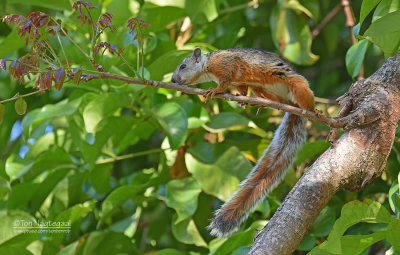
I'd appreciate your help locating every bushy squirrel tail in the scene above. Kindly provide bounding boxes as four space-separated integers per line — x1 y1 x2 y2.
208 113 307 237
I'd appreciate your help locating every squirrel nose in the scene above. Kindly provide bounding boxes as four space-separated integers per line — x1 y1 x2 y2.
171 77 176 83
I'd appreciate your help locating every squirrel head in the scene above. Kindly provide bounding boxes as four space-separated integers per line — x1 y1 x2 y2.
171 47 207 85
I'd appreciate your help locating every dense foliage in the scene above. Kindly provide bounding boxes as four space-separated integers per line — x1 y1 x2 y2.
0 0 399 254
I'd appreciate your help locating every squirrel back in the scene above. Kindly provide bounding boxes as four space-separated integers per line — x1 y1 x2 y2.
172 48 314 237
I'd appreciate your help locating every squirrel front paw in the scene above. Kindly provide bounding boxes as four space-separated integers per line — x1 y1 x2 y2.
204 88 220 102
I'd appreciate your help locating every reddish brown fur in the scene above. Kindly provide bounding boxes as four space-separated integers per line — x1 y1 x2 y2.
206 51 314 109
287 76 315 110
222 114 300 221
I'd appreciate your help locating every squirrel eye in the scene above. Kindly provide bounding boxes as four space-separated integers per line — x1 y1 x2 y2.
179 64 186 70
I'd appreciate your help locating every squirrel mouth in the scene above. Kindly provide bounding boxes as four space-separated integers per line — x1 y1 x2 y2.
171 76 186 85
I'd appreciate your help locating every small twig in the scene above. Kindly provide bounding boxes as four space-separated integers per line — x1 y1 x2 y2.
0 90 43 104
341 0 356 44
315 96 337 105
116 51 142 79
341 0 365 80
312 4 342 39
56 32 69 68
79 72 347 128
51 18 91 60
95 148 166 165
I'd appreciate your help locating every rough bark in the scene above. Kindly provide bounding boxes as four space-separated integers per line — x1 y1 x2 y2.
248 51 400 255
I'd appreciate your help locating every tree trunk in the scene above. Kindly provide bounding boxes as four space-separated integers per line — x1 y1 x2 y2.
248 51 400 255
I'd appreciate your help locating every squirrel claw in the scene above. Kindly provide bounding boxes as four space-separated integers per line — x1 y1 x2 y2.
256 106 264 115
204 88 219 102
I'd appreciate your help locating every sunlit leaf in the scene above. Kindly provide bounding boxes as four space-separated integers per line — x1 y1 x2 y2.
387 218 400 251
14 98 27 115
171 215 207 247
153 102 188 150
186 147 252 201
166 177 201 223
360 0 382 26
345 39 370 79
364 10 400 55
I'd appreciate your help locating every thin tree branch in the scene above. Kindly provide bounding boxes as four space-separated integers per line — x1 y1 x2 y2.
0 90 43 104
95 148 167 165
312 3 342 39
79 72 347 128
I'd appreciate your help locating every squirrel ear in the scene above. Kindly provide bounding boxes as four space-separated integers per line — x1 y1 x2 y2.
193 47 202 61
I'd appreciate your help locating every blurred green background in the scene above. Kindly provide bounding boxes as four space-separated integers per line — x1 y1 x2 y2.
0 0 399 254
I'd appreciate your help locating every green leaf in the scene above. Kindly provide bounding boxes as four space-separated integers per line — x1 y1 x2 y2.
389 179 399 214
0 104 4 124
81 231 136 255
5 154 33 180
387 218 400 251
7 0 71 10
185 0 218 24
285 0 314 18
23 146 75 181
364 10 400 55
148 50 192 81
166 177 201 223
0 210 39 247
346 39 370 79
204 112 266 137
83 93 131 133
83 116 136 165
310 206 336 238
0 177 10 200
147 0 185 8
153 249 186 255
212 221 266 255
0 28 26 58
21 98 81 137
360 0 382 26
206 112 250 130
310 231 387 255
330 200 392 238
299 0 320 21
90 163 112 195
50 203 93 247
186 147 252 201
171 215 207 247
394 194 400 214
29 168 70 213
310 200 393 254
372 0 400 22
297 234 316 251
107 207 141 238
139 4 185 33
101 185 144 219
270 5 319 65
7 183 38 210
295 140 330 165
14 98 27 115
153 102 188 150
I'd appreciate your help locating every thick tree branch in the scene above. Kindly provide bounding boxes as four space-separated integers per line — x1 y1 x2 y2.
79 73 345 128
248 51 400 254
